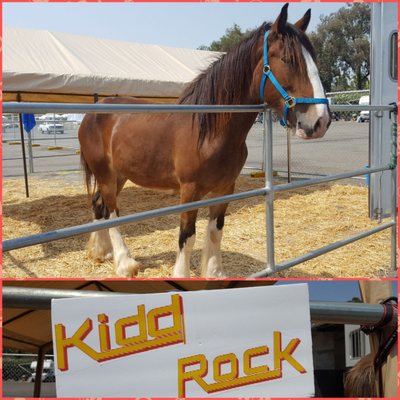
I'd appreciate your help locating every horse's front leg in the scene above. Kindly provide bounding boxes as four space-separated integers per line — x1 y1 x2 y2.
201 185 234 278
172 185 199 278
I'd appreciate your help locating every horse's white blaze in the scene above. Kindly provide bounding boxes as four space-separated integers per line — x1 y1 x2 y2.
201 219 225 278
108 211 140 277
296 46 330 139
302 47 325 93
87 219 113 262
173 234 196 278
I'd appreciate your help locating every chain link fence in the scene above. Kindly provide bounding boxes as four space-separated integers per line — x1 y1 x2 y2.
3 94 371 180
3 353 55 382
3 353 56 398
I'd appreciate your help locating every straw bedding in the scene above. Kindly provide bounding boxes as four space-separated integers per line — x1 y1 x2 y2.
2 173 391 278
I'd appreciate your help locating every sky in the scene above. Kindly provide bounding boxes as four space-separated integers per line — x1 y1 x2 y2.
3 2 347 50
275 280 398 302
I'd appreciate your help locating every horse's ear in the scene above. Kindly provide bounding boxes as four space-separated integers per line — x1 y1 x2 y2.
271 3 289 34
294 9 311 32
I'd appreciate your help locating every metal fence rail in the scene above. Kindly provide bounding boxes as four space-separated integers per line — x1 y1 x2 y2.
3 286 396 326
2 102 397 276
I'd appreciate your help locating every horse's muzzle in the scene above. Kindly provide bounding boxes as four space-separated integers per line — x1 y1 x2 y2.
296 112 331 140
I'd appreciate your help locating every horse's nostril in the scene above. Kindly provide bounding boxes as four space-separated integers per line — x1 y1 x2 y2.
314 117 322 132
305 128 314 137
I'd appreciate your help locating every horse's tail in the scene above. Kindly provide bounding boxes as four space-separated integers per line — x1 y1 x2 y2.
344 352 375 396
80 150 96 197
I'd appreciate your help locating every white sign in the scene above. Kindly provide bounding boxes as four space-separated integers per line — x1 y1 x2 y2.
51 284 314 397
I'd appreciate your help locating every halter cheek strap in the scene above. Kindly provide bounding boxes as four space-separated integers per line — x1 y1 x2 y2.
259 30 329 127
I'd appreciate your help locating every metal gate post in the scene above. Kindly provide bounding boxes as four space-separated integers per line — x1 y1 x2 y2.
27 130 34 173
264 109 275 274
261 114 266 173
390 111 397 270
391 166 397 270
287 129 292 183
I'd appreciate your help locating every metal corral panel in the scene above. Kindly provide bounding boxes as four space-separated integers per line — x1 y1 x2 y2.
369 3 398 218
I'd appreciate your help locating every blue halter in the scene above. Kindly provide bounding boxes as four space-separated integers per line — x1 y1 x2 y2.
259 30 329 127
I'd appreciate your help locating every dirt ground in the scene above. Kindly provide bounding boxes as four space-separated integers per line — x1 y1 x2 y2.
2 173 392 279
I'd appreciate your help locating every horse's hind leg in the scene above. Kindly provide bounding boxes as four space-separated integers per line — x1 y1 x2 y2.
87 190 113 262
103 179 140 277
87 177 127 262
108 209 140 277
201 185 234 278
88 178 139 277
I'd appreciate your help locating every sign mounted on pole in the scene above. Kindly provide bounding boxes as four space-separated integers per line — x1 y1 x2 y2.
51 284 314 397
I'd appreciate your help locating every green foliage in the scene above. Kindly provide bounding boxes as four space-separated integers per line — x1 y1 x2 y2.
198 4 371 93
330 93 365 105
198 23 253 52
350 297 363 303
309 3 371 92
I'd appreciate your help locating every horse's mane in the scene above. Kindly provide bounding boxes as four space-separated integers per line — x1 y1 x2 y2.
178 21 316 146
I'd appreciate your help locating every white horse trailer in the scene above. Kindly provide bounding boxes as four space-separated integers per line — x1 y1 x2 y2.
369 2 398 219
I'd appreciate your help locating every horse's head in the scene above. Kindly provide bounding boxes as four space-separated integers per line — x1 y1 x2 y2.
259 3 331 139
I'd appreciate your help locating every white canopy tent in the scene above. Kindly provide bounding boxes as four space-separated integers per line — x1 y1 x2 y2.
3 27 221 103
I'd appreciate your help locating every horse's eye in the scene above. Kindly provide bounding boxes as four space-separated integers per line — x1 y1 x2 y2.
280 58 290 65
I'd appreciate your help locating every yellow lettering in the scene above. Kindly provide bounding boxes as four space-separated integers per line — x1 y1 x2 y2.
273 331 306 373
147 294 185 342
243 345 269 375
213 353 238 382
55 319 97 371
55 294 187 371
98 314 111 352
178 354 208 397
115 305 147 346
177 346 282 396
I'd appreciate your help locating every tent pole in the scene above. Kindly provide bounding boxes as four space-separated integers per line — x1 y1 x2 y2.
18 113 30 198
33 346 45 397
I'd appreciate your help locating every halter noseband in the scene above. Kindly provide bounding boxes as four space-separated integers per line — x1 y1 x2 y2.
259 30 329 127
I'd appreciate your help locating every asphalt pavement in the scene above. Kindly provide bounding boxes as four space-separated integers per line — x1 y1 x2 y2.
3 120 369 180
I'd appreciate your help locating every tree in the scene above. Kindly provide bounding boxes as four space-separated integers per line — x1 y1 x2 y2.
198 23 253 52
309 3 371 92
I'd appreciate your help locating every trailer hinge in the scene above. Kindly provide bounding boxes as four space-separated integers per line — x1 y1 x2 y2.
373 208 383 223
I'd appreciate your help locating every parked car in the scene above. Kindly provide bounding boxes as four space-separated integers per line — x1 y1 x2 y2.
39 122 64 134
357 95 370 123
2 122 20 129
30 360 55 382
357 110 370 123
331 112 340 121
254 113 263 124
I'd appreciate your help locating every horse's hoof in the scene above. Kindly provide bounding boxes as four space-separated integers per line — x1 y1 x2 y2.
204 270 227 278
87 231 113 263
172 272 191 278
116 257 140 277
88 251 113 264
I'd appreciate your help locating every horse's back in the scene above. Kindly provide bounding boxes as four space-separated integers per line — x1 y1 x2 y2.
97 96 150 105
79 96 147 142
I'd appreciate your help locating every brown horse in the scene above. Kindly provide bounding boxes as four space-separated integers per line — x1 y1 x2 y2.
79 4 331 278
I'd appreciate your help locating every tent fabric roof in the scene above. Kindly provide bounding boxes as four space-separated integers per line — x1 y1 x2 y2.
3 280 275 352
3 27 221 99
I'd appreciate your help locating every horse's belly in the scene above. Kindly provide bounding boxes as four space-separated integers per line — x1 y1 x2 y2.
111 125 179 191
